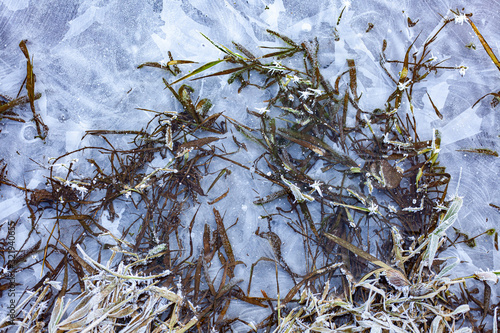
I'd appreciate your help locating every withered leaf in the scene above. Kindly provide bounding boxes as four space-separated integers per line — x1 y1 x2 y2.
368 159 403 190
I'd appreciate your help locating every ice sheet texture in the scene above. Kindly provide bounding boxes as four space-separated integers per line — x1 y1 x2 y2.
0 0 499 329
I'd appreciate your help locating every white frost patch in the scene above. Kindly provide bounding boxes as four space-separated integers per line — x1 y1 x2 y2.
1 0 29 11
301 23 312 32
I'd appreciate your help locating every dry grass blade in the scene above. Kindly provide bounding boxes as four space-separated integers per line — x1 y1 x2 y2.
18 40 36 113
278 129 326 156
208 188 230 205
18 40 48 139
266 29 298 47
191 65 252 81
323 232 393 271
278 128 358 167
456 148 498 157
283 263 342 304
472 91 500 108
178 136 219 151
347 59 359 101
137 59 197 69
427 92 444 119
0 93 41 115
55 240 98 275
206 168 230 194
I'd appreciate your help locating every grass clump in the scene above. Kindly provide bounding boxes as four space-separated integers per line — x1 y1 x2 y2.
2 9 500 333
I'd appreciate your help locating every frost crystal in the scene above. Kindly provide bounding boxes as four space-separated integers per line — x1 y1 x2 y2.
254 107 269 114
62 180 89 199
266 61 286 74
281 175 314 203
299 90 315 100
147 243 168 257
341 0 351 10
397 80 411 91
71 183 88 198
45 280 62 290
307 87 323 96
474 270 499 284
368 201 379 215
458 65 468 77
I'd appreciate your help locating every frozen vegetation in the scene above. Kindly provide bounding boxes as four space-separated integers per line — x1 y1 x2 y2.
0 0 499 331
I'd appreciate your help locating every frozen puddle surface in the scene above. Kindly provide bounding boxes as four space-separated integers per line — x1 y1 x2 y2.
0 1 499 331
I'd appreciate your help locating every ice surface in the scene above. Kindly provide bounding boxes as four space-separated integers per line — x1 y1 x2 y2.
62 5 107 42
1 0 499 330
1 0 28 11
440 106 483 146
0 196 24 221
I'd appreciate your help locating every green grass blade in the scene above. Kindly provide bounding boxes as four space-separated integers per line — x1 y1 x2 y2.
170 59 226 85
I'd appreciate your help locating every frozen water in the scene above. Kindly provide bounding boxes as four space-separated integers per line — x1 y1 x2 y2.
1 0 499 330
